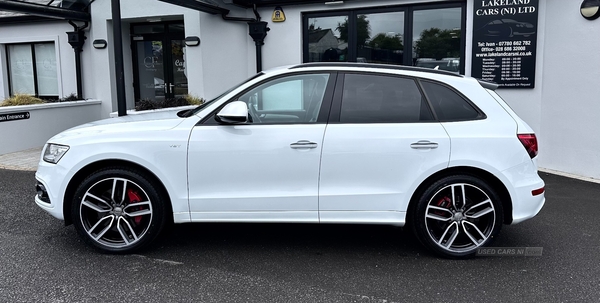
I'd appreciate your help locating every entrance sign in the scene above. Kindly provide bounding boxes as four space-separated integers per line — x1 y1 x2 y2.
471 0 539 88
0 112 30 123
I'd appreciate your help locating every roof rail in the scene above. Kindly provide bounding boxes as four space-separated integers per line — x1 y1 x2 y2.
477 79 499 90
290 62 463 78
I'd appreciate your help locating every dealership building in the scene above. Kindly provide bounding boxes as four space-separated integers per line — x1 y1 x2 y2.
0 0 599 180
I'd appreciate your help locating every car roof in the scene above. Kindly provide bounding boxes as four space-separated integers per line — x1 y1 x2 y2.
289 62 464 78
260 63 498 91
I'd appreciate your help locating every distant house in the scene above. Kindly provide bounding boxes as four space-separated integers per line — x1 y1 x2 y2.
308 29 343 62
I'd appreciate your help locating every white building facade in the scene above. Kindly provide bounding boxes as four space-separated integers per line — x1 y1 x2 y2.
0 0 599 180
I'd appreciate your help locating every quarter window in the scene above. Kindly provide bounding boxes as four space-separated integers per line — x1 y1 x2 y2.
340 74 433 123
420 81 481 121
6 42 58 98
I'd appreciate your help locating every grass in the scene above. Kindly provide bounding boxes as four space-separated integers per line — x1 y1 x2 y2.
135 95 205 111
184 94 205 105
0 94 45 107
1 93 83 106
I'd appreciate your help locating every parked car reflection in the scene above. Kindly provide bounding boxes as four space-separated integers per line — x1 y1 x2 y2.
481 19 535 38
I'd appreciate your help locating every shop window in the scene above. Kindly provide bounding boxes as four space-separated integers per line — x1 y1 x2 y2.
412 7 463 73
303 3 465 74
6 42 58 98
306 14 349 62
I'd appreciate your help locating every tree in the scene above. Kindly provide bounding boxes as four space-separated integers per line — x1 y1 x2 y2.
414 28 461 59
368 33 403 50
337 15 371 46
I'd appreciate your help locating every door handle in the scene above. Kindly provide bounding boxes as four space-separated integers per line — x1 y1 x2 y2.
410 140 439 149
164 83 175 94
290 140 318 149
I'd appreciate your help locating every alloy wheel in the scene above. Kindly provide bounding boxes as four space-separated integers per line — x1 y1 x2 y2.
424 183 497 254
79 177 153 249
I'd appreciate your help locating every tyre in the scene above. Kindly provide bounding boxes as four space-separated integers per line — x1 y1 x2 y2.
71 167 169 253
411 175 503 258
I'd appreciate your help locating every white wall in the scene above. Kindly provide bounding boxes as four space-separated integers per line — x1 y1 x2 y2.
536 1 600 179
0 21 76 100
0 100 102 154
199 8 253 100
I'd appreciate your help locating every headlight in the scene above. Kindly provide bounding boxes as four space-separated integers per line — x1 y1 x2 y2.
43 144 70 164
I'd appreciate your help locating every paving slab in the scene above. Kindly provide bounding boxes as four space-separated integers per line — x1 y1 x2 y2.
0 147 42 171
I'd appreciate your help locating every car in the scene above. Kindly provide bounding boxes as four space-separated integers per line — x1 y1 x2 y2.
35 62 545 258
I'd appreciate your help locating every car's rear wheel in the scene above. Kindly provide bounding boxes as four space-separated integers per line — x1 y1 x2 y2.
71 167 168 253
412 175 503 258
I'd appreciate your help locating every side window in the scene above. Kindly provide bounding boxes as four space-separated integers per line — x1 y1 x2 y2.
420 81 481 121
237 73 330 124
7 42 58 98
340 74 433 123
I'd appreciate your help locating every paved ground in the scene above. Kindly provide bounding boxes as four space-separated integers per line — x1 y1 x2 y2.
0 169 599 302
0 147 41 171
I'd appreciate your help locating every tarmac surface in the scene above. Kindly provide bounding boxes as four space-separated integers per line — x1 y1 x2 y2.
0 167 599 302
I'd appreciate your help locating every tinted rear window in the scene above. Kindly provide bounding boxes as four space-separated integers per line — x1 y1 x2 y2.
421 81 481 121
340 74 434 123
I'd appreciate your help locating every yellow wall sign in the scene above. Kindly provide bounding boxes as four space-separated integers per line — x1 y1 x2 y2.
272 6 286 22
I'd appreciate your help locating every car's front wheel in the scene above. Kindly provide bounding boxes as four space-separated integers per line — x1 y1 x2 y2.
71 167 168 253
411 175 504 258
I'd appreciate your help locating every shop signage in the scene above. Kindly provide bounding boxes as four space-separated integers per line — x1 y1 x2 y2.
0 112 30 123
471 0 539 88
272 6 286 22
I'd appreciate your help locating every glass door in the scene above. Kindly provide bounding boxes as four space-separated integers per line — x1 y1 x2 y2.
132 22 187 102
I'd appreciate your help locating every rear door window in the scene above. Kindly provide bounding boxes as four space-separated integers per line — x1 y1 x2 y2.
339 74 434 123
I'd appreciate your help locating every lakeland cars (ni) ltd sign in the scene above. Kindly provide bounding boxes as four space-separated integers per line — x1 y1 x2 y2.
471 0 539 88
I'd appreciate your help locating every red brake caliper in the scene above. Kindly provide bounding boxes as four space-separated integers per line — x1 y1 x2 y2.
435 196 452 216
126 189 143 225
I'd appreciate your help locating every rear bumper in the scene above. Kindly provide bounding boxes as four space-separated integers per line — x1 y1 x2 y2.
502 160 546 224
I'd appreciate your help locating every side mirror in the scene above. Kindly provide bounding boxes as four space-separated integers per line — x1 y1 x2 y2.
215 101 248 124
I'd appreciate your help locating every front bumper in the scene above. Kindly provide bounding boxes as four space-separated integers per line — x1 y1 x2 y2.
34 161 70 221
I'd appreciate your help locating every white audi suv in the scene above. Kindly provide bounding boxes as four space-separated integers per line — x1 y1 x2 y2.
35 63 545 258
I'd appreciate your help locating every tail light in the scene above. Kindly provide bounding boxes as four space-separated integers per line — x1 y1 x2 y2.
518 134 538 159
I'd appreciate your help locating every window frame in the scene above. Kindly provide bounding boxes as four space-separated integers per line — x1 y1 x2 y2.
5 41 59 99
302 1 467 74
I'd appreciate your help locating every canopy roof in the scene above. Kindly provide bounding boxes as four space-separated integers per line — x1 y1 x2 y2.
0 0 91 21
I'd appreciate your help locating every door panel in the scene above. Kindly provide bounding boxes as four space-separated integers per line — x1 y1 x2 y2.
187 72 335 222
318 72 451 222
135 40 165 101
169 39 188 99
319 123 450 213
187 124 326 222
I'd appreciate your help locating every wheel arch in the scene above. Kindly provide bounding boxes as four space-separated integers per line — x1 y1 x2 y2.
407 166 513 225
63 159 174 226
